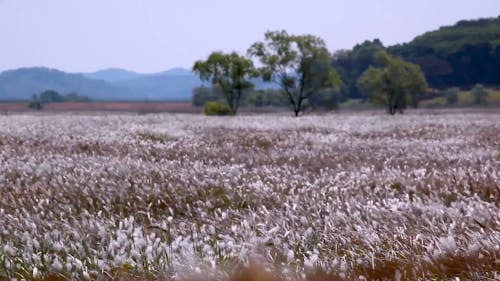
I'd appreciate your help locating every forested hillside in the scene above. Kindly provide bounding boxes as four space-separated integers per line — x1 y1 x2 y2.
333 16 500 101
389 16 500 88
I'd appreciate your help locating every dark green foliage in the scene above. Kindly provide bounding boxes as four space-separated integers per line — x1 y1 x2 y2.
389 16 500 88
330 16 500 100
204 101 233 116
471 84 488 105
333 39 385 100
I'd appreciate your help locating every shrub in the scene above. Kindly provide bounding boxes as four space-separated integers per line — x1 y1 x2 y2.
204 101 233 116
422 97 447 108
458 91 473 104
486 89 500 104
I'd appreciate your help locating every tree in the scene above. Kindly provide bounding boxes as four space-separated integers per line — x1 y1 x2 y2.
332 39 385 100
39 90 64 104
192 51 256 115
358 52 428 115
471 84 488 105
248 30 341 117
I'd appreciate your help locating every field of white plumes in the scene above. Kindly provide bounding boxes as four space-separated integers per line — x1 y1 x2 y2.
0 110 498 281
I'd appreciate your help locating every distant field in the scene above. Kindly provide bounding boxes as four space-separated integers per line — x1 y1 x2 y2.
0 110 498 281
0 101 198 113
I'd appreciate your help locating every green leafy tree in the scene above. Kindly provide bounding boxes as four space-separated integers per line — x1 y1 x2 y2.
248 30 341 117
358 52 428 115
192 51 256 115
332 39 385 100
471 84 488 105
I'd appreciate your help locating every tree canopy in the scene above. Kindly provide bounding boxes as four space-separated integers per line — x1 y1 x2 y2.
248 30 341 116
192 51 256 115
333 39 385 100
39 90 64 104
358 52 428 115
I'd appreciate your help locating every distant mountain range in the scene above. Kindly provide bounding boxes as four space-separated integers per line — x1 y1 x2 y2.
83 68 144 82
0 67 203 101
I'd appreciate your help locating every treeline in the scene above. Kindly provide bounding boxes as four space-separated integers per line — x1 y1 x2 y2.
192 30 426 116
29 90 92 110
389 15 500 89
333 16 500 100
191 16 500 115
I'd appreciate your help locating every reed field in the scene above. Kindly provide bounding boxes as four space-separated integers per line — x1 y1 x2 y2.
0 110 498 281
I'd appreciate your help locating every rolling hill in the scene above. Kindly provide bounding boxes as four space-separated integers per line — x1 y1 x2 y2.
0 67 203 101
0 67 137 100
113 73 204 100
83 67 194 82
0 67 273 101
83 67 203 100
83 68 144 82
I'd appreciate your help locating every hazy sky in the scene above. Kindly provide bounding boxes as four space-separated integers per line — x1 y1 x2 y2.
1 0 499 73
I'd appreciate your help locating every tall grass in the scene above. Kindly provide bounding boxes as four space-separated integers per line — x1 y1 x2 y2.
0 111 498 280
